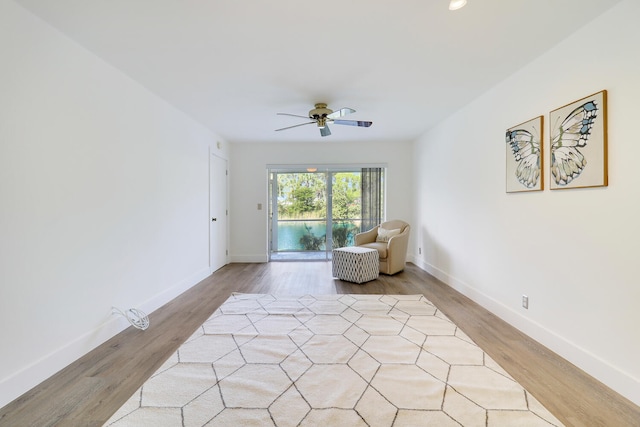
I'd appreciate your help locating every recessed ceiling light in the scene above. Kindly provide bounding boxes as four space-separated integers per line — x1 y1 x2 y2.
449 0 467 11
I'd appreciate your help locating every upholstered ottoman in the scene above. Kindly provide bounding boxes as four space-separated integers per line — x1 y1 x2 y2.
332 247 379 284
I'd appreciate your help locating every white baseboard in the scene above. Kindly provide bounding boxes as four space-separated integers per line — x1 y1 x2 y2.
230 254 269 263
409 255 640 407
0 267 211 409
0 313 128 409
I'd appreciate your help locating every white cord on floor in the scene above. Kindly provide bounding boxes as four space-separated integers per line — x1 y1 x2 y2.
112 307 150 330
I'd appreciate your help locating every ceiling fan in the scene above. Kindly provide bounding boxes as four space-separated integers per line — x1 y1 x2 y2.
275 103 372 137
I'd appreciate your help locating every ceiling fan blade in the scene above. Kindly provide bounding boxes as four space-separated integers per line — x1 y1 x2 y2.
275 121 316 131
277 112 311 119
327 108 355 119
333 119 373 127
320 125 331 137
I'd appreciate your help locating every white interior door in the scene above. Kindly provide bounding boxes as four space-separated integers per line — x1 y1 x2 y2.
210 153 227 272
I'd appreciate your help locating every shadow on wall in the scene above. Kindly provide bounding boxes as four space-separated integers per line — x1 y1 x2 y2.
420 225 451 277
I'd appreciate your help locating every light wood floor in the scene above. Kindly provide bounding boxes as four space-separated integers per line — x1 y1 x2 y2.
1 262 639 427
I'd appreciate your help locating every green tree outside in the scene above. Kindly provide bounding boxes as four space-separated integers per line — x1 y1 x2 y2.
275 171 362 250
277 173 326 219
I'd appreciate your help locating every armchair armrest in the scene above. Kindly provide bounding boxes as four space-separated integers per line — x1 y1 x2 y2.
355 226 379 246
386 226 410 274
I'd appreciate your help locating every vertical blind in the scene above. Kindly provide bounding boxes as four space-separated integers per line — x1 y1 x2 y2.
361 167 384 232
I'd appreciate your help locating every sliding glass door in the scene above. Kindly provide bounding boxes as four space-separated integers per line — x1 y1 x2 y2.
269 167 384 261
270 171 329 260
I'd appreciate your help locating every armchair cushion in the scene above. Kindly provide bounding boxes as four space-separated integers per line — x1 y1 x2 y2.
376 227 401 243
358 241 388 259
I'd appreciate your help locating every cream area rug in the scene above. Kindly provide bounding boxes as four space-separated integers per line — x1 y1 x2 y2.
104 294 564 426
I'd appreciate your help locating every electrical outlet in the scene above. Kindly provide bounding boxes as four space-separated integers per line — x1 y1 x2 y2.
419 247 422 254
522 295 529 309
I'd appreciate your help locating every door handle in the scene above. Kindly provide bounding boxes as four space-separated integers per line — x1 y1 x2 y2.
212 217 217 222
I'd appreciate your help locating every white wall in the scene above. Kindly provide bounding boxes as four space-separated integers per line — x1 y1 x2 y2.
411 0 640 405
229 141 414 262
0 0 227 407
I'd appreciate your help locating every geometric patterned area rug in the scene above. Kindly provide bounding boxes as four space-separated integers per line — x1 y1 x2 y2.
104 294 564 426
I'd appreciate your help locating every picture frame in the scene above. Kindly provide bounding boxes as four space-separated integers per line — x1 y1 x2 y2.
549 90 608 190
505 115 544 193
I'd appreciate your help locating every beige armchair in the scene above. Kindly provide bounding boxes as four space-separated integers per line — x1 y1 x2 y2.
354 219 410 275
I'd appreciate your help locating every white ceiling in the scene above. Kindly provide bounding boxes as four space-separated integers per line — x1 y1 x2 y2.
15 0 621 144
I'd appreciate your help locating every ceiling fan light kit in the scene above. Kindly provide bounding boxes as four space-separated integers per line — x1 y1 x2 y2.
276 103 372 137
449 0 467 11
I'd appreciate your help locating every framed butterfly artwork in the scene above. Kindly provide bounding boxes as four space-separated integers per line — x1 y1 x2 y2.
505 115 544 192
549 90 608 190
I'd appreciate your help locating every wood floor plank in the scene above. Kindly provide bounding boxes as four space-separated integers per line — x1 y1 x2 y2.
1 262 638 426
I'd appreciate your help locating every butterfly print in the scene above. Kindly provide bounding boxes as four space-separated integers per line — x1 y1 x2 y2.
506 127 541 188
550 101 598 185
